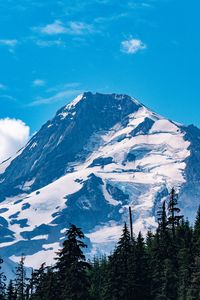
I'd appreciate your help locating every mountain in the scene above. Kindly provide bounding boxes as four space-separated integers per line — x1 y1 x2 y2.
0 91 199 272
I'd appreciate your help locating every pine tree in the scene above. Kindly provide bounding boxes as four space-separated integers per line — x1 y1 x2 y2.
55 224 91 300
0 258 6 300
150 196 179 300
149 230 166 300
193 206 200 255
104 223 135 300
30 263 47 300
187 207 200 299
176 219 193 300
168 188 183 238
89 256 108 300
26 269 34 299
157 201 168 234
151 201 172 298
43 267 60 300
134 232 149 300
6 280 16 300
187 256 200 300
14 256 26 300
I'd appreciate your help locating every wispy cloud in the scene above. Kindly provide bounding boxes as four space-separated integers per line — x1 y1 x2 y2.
0 95 16 101
32 79 46 87
28 89 82 106
34 39 66 48
34 20 95 36
94 13 128 24
0 39 18 52
121 38 147 54
128 2 153 9
0 39 18 47
46 82 80 93
67 21 94 35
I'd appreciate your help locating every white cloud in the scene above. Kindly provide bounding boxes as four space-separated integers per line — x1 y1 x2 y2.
36 20 94 36
121 38 146 54
0 39 18 53
0 39 18 47
0 118 30 162
67 21 94 35
32 79 46 87
40 20 66 35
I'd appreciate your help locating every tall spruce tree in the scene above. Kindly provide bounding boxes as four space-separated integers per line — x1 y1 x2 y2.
104 223 135 300
42 267 60 300
176 219 193 300
149 230 166 300
150 201 170 299
55 224 91 300
0 258 6 300
150 192 182 300
187 256 200 300
30 263 47 300
134 232 149 300
6 280 16 300
157 201 168 234
168 188 183 239
193 206 200 255
14 256 26 300
187 207 200 300
89 256 108 300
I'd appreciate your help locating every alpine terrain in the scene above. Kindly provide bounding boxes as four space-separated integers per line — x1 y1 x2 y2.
0 92 199 272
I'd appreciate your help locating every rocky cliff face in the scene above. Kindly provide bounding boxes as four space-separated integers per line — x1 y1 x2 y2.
0 92 199 272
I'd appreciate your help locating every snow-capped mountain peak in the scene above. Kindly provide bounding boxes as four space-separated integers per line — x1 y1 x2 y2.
0 92 199 273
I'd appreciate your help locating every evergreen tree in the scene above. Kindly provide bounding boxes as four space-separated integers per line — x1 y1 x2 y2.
176 219 193 300
6 280 16 300
0 258 6 300
157 201 168 234
150 195 180 300
26 269 34 299
149 230 166 300
55 224 91 300
187 207 200 300
187 256 200 300
30 263 47 300
134 232 149 300
14 256 26 300
150 201 171 299
193 206 200 255
43 267 62 300
168 188 183 239
104 223 135 300
89 256 108 300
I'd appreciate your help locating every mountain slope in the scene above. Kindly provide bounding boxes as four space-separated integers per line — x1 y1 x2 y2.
0 92 199 271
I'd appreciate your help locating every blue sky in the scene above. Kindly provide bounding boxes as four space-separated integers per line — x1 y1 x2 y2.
0 0 199 133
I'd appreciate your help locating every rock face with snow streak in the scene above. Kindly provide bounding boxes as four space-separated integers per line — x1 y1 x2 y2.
0 91 199 271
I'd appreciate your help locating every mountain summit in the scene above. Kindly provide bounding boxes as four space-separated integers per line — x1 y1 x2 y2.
0 92 199 270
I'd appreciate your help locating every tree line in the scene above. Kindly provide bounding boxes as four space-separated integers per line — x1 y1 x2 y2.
0 188 200 300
